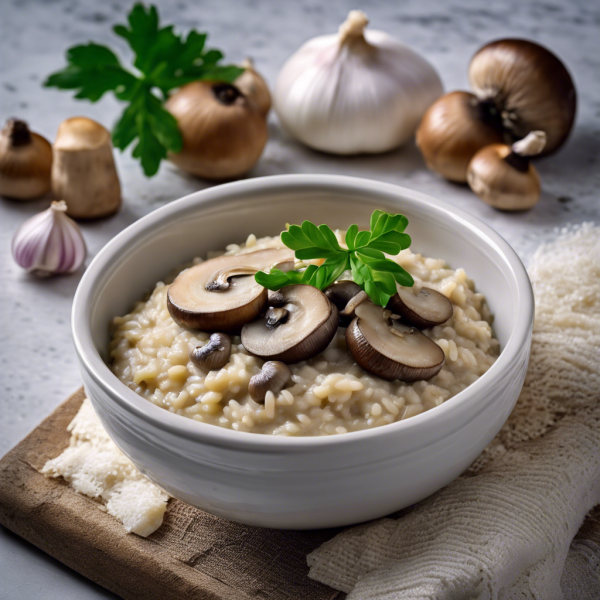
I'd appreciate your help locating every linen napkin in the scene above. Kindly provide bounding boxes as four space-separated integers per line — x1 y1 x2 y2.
307 223 600 599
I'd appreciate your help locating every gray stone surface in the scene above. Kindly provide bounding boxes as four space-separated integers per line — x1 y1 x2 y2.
0 0 598 597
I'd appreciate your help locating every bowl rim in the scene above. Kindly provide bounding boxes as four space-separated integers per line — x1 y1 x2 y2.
72 174 533 452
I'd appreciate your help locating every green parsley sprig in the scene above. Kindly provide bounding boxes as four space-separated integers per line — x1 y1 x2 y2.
255 210 415 307
44 3 243 176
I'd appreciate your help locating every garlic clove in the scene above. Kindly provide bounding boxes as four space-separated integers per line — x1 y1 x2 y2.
273 10 443 155
466 131 546 211
0 118 52 200
12 200 87 276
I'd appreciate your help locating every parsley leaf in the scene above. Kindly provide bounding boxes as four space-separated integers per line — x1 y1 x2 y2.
256 210 415 307
44 3 243 176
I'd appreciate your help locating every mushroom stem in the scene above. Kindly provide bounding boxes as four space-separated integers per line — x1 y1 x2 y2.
265 306 289 329
340 290 369 318
505 130 547 172
206 265 260 291
51 117 121 219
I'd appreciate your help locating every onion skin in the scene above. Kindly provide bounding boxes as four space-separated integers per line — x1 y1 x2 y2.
469 39 576 155
416 91 504 183
235 59 271 117
467 144 541 211
0 119 52 200
165 82 267 180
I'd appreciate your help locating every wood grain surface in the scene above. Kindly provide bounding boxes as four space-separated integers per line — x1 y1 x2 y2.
0 389 343 600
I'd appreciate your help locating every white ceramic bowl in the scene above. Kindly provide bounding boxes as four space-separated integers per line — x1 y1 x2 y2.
72 175 533 529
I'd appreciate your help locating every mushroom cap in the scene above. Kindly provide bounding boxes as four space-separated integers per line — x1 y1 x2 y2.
167 248 292 332
241 284 339 363
190 333 232 371
346 301 444 382
248 361 292 403
467 143 541 210
54 117 111 151
387 285 453 329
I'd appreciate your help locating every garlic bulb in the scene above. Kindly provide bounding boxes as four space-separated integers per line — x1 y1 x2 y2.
12 200 87 276
0 118 52 200
467 131 546 211
273 10 443 154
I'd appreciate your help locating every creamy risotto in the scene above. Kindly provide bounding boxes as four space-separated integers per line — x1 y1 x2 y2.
109 234 500 436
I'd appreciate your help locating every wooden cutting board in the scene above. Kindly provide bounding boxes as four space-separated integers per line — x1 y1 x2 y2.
0 389 343 600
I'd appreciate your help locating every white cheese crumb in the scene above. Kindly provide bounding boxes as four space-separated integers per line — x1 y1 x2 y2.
41 398 169 537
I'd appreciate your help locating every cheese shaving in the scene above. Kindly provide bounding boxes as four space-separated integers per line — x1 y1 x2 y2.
41 398 169 537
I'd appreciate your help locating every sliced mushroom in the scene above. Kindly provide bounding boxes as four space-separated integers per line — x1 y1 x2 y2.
324 280 363 311
387 285 453 329
248 361 292 403
346 300 445 382
167 248 292 332
241 284 339 363
190 333 232 370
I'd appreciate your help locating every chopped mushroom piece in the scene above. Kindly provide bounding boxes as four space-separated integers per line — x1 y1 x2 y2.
241 285 338 363
167 248 292 332
387 285 453 329
346 300 445 382
190 333 232 371
249 361 292 403
324 280 363 311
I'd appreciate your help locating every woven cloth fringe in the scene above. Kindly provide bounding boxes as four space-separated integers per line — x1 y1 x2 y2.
307 223 600 600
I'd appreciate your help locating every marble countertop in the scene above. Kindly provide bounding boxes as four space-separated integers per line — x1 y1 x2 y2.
1 0 598 598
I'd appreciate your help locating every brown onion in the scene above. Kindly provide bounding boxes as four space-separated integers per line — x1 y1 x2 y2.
234 58 271 117
469 39 576 155
416 91 504 183
0 119 52 200
165 81 267 180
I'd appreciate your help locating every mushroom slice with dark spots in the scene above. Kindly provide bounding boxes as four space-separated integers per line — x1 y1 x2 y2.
190 333 232 371
249 361 292 403
241 284 339 363
387 285 453 329
167 248 292 332
346 300 445 382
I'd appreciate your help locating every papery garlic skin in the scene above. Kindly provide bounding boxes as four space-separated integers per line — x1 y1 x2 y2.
12 200 87 276
274 11 443 155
